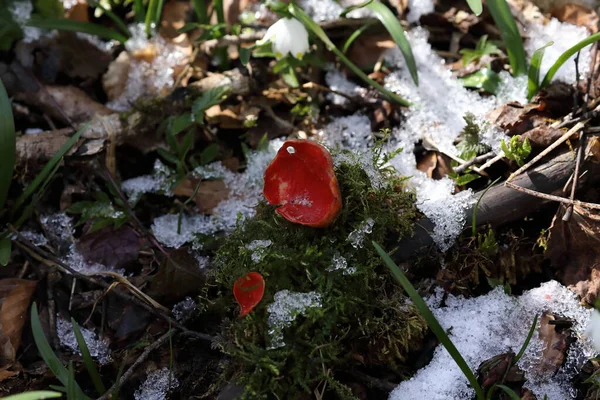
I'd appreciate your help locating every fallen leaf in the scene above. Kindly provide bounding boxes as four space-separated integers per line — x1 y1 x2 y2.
64 0 89 22
552 4 598 33
102 51 131 101
173 178 230 214
535 312 571 376
547 205 600 304
77 226 141 270
417 151 438 178
521 125 567 148
0 279 37 381
149 247 208 303
159 0 192 39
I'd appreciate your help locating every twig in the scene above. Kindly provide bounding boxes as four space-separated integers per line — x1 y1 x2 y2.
349 370 397 392
563 130 586 221
9 227 214 342
200 31 266 54
302 82 357 102
473 152 504 174
454 151 495 174
505 181 600 210
97 330 175 400
506 122 585 183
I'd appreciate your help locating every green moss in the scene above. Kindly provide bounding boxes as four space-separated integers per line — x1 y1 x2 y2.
207 148 428 398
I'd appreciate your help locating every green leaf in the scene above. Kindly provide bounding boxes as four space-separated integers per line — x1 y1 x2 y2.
86 0 130 38
486 0 527 76
0 237 11 266
30 303 87 398
66 362 76 400
513 314 538 365
541 31 600 89
168 113 193 136
239 46 252 66
34 0 64 18
192 87 230 123
280 63 299 88
365 1 418 86
1 392 63 400
133 0 145 22
454 173 480 186
199 142 219 165
458 68 501 94
145 0 160 37
191 0 208 24
340 0 372 18
11 123 89 219
527 41 553 100
71 318 106 395
372 242 485 400
495 385 521 400
289 5 410 106
0 78 16 211
466 0 482 16
26 17 128 43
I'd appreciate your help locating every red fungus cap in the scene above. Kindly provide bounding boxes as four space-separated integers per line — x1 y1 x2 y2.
233 272 265 317
263 140 342 228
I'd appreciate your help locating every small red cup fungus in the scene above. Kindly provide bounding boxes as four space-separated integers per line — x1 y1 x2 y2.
233 272 265 317
263 140 342 228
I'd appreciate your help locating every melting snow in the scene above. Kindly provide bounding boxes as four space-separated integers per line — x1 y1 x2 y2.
9 0 44 42
406 0 435 24
347 218 375 249
57 318 111 365
246 239 273 263
327 253 356 275
389 281 594 400
267 290 323 350
324 67 367 106
172 296 196 322
134 367 179 400
296 0 373 22
122 159 176 203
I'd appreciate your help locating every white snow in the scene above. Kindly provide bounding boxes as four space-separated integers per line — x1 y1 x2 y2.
324 67 367 106
151 139 284 248
122 159 176 203
57 318 111 365
347 218 375 249
319 114 374 152
389 281 594 400
524 18 591 85
9 0 44 42
296 0 373 22
246 239 273 263
327 253 356 275
134 367 179 400
267 290 323 349
172 296 196 322
406 0 435 24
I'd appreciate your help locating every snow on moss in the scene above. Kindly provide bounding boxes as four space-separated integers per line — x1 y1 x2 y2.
134 367 179 400
122 159 176 203
347 218 375 249
389 281 594 400
267 290 323 350
246 239 273 263
57 318 111 365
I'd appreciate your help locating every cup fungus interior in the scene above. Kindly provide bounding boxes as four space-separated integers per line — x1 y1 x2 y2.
264 140 341 228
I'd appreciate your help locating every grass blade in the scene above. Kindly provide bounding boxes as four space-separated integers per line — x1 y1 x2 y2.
466 0 483 16
2 392 63 400
495 385 521 400
372 242 485 400
191 0 208 23
10 123 89 219
30 303 86 398
66 362 76 400
290 5 410 106
86 0 131 38
540 32 600 88
527 41 553 100
513 315 538 364
26 17 128 43
486 0 527 76
0 78 15 211
342 21 375 53
133 0 146 22
71 318 107 395
0 237 11 266
145 0 160 36
213 0 225 25
365 1 418 85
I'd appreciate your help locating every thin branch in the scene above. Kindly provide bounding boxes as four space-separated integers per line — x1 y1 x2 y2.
505 181 600 210
454 151 495 174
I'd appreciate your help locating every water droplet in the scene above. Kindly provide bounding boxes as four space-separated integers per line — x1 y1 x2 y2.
286 146 295 154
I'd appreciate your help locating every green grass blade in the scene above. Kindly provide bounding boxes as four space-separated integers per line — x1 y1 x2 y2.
10 123 89 219
372 242 485 400
365 1 418 85
540 32 600 88
30 303 86 398
0 237 11 266
133 0 146 22
213 0 225 24
0 78 16 211
466 0 483 16
290 5 410 106
342 21 375 53
527 41 553 100
486 0 527 76
71 318 107 395
2 391 63 400
86 0 131 38
66 362 76 400
191 0 208 24
495 385 521 400
340 0 373 18
145 0 160 37
513 315 538 364
26 17 128 43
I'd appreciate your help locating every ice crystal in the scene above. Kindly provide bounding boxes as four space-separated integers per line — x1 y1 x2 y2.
18 231 48 246
406 0 434 23
347 218 375 249
324 67 366 106
319 114 373 153
122 159 176 203
172 297 196 322
134 367 179 400
267 290 322 349
57 318 111 365
246 240 272 263
327 253 356 275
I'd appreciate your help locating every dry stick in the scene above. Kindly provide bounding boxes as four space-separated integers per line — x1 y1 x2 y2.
9 227 214 342
454 151 495 174
473 152 504 174
505 181 600 210
97 330 175 400
302 82 357 103
505 122 586 183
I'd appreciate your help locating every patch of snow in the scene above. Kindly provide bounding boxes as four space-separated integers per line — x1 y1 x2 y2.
319 114 373 153
18 231 48 246
324 67 367 106
347 218 375 249
327 253 356 275
389 281 594 400
246 239 272 263
122 159 176 203
172 296 196 322
106 24 189 111
152 140 284 248
57 318 111 365
9 0 44 43
40 213 75 249
134 367 179 400
24 128 43 135
267 290 322 349
333 151 384 189
406 0 435 24
296 0 373 22
524 18 591 85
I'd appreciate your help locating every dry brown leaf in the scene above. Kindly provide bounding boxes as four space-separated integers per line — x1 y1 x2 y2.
586 136 600 163
535 312 570 376
417 151 438 178
14 85 112 125
102 51 131 101
223 0 249 25
173 178 230 214
521 125 566 147
0 279 37 380
552 4 599 33
347 34 395 70
547 205 600 304
160 0 192 39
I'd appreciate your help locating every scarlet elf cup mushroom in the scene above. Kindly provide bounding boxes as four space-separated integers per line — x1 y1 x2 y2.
233 272 265 317
263 140 342 228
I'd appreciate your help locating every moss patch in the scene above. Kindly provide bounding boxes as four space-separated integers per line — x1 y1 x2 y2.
207 148 428 398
